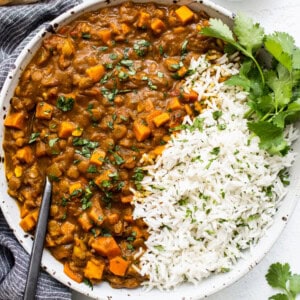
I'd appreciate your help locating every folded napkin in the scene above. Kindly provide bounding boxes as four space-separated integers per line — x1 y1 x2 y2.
0 1 81 299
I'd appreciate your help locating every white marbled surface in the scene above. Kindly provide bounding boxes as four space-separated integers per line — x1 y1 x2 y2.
73 0 300 299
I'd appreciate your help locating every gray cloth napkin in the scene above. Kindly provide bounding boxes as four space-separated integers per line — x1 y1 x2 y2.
0 1 81 299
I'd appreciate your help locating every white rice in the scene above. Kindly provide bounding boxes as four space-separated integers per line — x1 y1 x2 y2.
133 54 298 290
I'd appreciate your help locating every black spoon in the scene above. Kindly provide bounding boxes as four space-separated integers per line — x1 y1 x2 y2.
23 177 52 300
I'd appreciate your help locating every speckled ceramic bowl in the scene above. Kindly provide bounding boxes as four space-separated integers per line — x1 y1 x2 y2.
0 1 300 299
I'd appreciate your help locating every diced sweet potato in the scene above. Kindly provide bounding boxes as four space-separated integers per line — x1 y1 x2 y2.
4 112 26 129
19 209 39 232
69 182 82 196
88 205 104 226
36 142 47 157
98 29 112 44
15 146 34 164
121 195 133 204
64 262 83 283
137 11 150 28
151 145 166 156
61 39 75 57
167 97 182 111
109 256 130 276
58 121 76 138
175 5 194 24
121 23 131 35
91 236 121 257
61 221 76 235
84 258 105 280
73 237 87 260
150 18 166 34
90 149 106 166
133 120 151 142
94 170 112 188
183 90 199 102
107 213 119 225
78 212 93 232
152 112 170 127
35 102 53 120
86 64 105 82
184 104 193 116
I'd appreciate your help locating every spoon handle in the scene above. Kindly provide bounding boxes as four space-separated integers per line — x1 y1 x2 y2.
23 177 52 300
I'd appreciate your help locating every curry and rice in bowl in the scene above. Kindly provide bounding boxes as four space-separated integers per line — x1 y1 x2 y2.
0 0 299 299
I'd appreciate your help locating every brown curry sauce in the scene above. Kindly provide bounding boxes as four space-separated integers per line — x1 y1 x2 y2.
3 2 222 288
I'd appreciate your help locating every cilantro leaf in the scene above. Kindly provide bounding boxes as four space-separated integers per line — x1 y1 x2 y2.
266 263 291 290
233 13 264 53
201 18 235 44
265 64 292 108
57 95 74 112
289 275 300 296
247 121 288 155
293 48 300 69
265 32 295 71
269 294 289 300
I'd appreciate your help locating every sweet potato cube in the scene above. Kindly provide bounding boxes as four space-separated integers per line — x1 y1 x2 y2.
19 210 38 232
61 221 76 235
86 64 105 82
183 90 199 102
167 97 182 111
84 258 105 280
94 170 112 187
91 236 121 257
78 212 93 232
58 121 76 138
175 5 194 24
177 66 188 78
153 112 170 127
69 182 82 196
184 104 193 116
121 195 133 204
4 112 26 129
121 23 131 35
64 262 83 283
36 142 47 157
16 146 34 164
98 29 112 44
133 120 151 142
152 145 166 156
107 213 119 225
137 11 151 28
151 18 166 34
109 256 130 276
61 39 74 57
90 149 106 166
35 102 53 120
88 206 104 226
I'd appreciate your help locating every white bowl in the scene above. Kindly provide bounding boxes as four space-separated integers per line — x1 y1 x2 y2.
0 1 299 299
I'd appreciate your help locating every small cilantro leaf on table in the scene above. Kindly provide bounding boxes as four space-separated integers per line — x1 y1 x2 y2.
266 262 300 300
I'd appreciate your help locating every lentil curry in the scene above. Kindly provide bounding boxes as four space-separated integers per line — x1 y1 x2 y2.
3 2 223 289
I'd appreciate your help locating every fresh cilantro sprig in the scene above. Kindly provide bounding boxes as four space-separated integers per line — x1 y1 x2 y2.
201 14 300 156
266 262 300 300
201 15 265 83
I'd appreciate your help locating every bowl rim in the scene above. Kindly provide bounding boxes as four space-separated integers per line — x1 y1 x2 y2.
0 1 299 299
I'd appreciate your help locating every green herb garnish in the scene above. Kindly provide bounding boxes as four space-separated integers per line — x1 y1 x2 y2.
57 95 74 112
201 14 300 156
266 262 300 300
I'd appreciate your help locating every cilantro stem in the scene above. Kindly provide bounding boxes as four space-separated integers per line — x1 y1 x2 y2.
235 45 265 85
